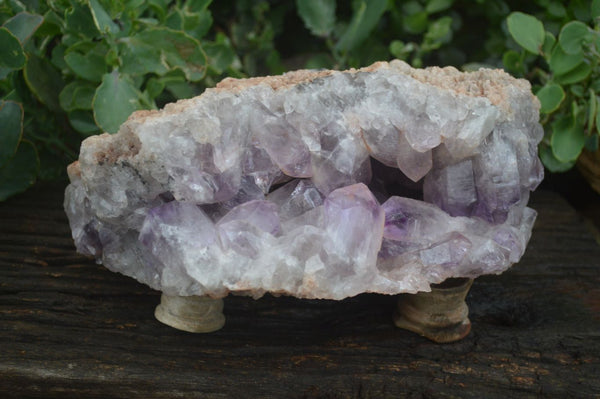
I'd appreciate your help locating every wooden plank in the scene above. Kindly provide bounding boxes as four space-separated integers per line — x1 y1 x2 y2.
1 183 599 398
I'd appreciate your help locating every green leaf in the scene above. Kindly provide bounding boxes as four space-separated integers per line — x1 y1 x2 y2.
546 2 566 18
506 12 545 54
502 50 521 73
554 62 592 85
389 40 415 59
6 0 26 13
59 81 96 111
50 43 68 70
146 0 168 22
187 0 212 12
541 31 555 57
182 8 212 40
36 10 64 39
119 27 207 81
536 84 565 114
572 0 592 23
549 45 583 75
593 0 600 19
296 0 335 37
165 8 184 30
2 12 43 44
402 11 428 35
558 21 590 55
425 0 454 14
23 54 64 112
0 100 23 168
571 85 585 97
0 140 39 201
0 68 11 81
93 71 143 134
551 115 585 162
64 42 108 82
89 0 119 34
589 90 597 133
336 0 387 52
424 16 452 45
596 102 600 135
539 143 575 172
164 79 194 99
0 28 25 69
69 110 101 135
64 2 100 38
144 77 164 100
204 38 237 74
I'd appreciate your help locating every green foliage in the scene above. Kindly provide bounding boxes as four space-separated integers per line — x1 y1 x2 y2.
296 0 336 38
507 12 545 54
0 0 242 198
2 0 600 199
93 71 142 134
505 3 600 172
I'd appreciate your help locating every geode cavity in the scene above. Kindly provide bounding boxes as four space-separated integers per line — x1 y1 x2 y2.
64 60 543 300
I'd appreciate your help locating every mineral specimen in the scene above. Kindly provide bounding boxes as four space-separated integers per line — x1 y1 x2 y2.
64 60 543 300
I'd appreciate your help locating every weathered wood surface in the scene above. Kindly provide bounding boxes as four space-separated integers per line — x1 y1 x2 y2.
1 184 599 398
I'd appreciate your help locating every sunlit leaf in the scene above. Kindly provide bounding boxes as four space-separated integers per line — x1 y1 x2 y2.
549 45 583 75
296 0 336 37
506 12 545 54
539 143 575 172
120 27 207 81
558 21 590 55
336 0 387 52
536 84 565 114
93 71 143 134
555 62 592 85
2 12 43 44
551 115 585 162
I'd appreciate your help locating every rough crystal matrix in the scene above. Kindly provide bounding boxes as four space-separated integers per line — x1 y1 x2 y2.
64 60 543 300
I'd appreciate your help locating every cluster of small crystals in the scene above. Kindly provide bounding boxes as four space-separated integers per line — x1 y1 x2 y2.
64 60 544 300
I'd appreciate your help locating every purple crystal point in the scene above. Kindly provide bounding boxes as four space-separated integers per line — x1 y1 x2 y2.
216 200 280 258
267 179 324 221
324 183 385 266
217 200 281 236
395 131 432 182
140 201 217 252
251 112 312 178
424 157 477 217
243 144 286 193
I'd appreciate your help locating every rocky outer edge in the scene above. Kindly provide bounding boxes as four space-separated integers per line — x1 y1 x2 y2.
64 60 543 300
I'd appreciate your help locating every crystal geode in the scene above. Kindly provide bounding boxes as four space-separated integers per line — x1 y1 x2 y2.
64 60 543 300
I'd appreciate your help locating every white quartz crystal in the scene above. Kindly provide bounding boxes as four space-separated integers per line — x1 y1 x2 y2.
64 60 543 299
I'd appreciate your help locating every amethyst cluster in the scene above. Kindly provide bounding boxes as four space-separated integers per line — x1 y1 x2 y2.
64 60 543 300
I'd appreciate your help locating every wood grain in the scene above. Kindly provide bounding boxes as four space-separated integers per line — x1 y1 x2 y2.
1 184 599 398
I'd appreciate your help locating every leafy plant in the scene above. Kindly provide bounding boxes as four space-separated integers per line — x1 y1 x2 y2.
2 0 595 201
0 0 241 200
294 0 460 69
504 1 600 172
